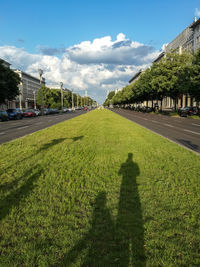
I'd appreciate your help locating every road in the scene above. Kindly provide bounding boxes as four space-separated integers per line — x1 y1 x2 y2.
0 110 85 145
112 108 200 154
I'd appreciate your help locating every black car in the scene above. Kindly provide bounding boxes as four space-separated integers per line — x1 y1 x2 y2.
0 110 9 121
7 109 23 120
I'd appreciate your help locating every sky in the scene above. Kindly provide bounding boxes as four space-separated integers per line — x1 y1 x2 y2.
0 0 200 103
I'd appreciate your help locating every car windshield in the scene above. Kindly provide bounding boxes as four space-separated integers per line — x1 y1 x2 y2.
7 109 15 112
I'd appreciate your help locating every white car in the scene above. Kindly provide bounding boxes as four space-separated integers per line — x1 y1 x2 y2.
34 109 41 116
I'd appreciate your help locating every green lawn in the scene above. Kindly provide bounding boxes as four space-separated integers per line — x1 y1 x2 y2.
0 109 200 266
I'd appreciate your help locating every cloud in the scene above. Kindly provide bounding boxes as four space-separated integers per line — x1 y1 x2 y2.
17 39 25 43
37 46 66 56
0 33 161 103
195 8 200 17
66 33 157 66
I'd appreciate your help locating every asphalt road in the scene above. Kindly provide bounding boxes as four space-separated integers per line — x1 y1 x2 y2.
111 108 200 155
0 110 85 145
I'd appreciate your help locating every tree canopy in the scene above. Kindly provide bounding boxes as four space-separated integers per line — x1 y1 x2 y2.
107 50 200 109
0 60 21 104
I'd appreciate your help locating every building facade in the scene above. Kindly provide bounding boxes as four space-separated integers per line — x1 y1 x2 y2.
14 70 45 109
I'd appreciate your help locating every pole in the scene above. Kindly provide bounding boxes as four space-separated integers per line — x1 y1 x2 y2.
60 82 63 111
40 75 43 115
72 89 74 110
33 91 36 109
19 82 22 110
77 94 78 108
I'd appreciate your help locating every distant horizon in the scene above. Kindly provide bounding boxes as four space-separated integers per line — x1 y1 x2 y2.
0 0 200 103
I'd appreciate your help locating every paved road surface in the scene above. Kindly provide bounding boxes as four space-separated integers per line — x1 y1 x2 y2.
112 108 200 154
0 110 85 145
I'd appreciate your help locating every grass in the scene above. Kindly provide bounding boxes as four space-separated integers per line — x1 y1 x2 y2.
0 109 200 266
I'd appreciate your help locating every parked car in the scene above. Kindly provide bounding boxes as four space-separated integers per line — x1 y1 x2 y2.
34 109 41 116
188 106 200 116
43 108 50 115
23 109 36 117
7 109 23 120
62 107 68 113
15 108 24 117
177 106 199 117
0 110 9 121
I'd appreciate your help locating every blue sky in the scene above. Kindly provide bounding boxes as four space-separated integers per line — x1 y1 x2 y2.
0 0 200 103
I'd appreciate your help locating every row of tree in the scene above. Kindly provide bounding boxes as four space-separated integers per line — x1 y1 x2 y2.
37 86 95 109
104 49 200 109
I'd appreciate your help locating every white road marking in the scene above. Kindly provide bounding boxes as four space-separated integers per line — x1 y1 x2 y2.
17 126 29 130
143 118 148 120
192 123 200 127
164 123 174 128
0 132 5 135
151 120 158 123
183 129 200 136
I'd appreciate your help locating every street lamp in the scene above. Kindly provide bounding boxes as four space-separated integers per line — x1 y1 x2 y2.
38 69 43 115
33 90 36 109
19 81 23 110
71 89 74 111
76 93 79 108
60 82 63 111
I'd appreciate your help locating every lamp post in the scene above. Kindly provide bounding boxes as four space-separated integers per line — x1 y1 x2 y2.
60 82 63 111
71 89 74 111
33 90 36 109
76 93 79 108
38 69 43 115
19 81 23 110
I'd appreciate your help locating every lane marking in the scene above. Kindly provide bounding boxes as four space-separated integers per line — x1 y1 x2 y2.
183 129 200 136
17 126 29 130
0 132 5 135
164 123 174 128
192 123 200 127
151 120 159 123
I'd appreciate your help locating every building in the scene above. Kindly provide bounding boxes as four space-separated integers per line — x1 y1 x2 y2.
165 17 200 54
0 58 11 68
129 69 143 84
190 17 200 51
14 70 45 109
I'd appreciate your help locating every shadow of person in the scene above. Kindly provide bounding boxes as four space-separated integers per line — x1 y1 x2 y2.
59 191 116 266
72 136 84 142
116 153 146 266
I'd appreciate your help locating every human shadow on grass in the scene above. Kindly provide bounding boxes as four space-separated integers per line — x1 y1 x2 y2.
116 153 146 266
0 165 42 221
59 191 117 266
60 153 145 266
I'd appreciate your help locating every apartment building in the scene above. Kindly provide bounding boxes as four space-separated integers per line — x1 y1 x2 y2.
14 70 45 109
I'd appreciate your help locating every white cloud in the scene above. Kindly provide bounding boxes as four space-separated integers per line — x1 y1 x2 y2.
0 34 161 103
195 8 200 17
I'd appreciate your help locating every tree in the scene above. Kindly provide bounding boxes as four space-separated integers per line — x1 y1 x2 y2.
0 60 21 104
151 52 192 110
189 48 200 103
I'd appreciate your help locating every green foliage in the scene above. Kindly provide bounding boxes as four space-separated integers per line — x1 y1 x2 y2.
0 109 200 266
189 49 200 102
0 60 21 104
112 50 199 107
